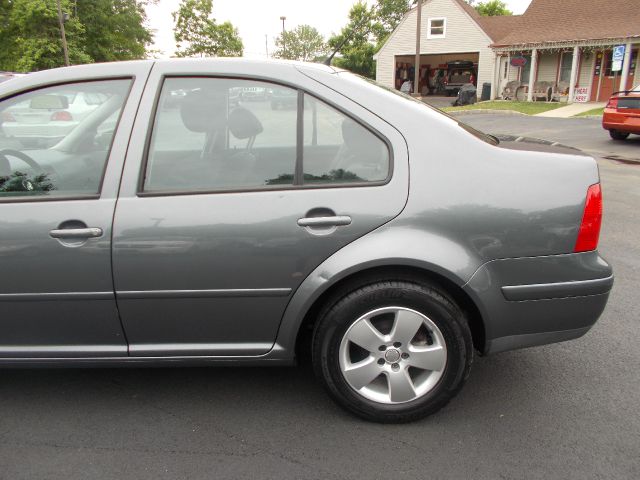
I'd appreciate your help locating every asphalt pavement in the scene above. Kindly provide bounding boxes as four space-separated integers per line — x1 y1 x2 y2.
0 115 639 479
457 112 640 161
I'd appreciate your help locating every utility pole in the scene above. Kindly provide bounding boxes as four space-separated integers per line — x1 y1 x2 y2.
413 0 422 96
265 34 269 58
280 16 287 58
56 0 70 66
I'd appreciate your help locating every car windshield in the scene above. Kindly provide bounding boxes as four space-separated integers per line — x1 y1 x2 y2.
346 72 498 145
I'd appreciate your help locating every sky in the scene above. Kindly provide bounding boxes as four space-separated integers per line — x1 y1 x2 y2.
146 0 533 59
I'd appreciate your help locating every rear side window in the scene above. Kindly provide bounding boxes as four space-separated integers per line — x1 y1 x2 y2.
143 77 390 194
303 94 388 184
0 79 131 200
145 77 297 192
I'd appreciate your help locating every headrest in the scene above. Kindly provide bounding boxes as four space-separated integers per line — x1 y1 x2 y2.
180 89 227 133
228 107 263 139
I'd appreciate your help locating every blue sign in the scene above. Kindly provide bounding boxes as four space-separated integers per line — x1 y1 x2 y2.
612 45 625 72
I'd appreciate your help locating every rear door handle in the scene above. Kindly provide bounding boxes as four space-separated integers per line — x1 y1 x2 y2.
49 228 103 239
297 216 352 228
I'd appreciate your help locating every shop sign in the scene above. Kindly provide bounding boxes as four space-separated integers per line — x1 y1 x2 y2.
574 87 590 103
510 56 527 67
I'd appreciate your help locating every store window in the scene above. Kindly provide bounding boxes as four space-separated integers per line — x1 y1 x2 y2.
427 18 446 39
520 55 532 84
604 49 639 78
559 52 573 83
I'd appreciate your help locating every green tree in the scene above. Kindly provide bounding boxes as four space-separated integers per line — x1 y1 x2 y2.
327 0 409 78
474 0 512 16
274 25 327 62
327 1 377 77
172 0 243 57
372 0 410 45
75 0 153 62
0 0 154 72
0 0 91 72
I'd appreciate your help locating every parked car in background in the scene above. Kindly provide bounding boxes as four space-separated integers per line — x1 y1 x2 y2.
444 60 476 96
270 86 297 109
2 88 111 147
602 84 640 140
0 59 613 423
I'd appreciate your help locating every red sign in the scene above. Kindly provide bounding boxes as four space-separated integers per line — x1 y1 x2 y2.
510 56 527 67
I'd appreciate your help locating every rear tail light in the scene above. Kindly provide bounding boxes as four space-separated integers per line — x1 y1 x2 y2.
574 183 603 252
605 97 618 109
51 111 73 121
1 111 15 122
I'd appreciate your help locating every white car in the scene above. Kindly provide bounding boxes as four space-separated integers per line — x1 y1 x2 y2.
1 90 109 147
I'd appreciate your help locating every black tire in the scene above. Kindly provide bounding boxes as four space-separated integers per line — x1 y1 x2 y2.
312 279 473 423
609 130 629 140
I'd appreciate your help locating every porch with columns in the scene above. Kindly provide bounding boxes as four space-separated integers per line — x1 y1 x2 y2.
493 40 639 102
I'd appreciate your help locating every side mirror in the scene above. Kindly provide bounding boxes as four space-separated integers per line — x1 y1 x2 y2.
29 95 69 110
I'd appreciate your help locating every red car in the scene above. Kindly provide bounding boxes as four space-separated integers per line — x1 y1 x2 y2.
602 84 640 140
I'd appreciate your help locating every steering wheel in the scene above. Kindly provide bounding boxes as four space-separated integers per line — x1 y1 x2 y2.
0 149 51 177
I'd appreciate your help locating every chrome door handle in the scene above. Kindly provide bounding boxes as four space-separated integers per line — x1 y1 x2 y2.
297 216 352 228
49 227 103 239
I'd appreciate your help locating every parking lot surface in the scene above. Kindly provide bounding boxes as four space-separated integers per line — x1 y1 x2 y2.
0 115 638 480
459 112 640 161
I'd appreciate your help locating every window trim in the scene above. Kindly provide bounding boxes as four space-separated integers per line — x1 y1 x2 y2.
427 17 446 39
137 74 394 198
0 77 134 203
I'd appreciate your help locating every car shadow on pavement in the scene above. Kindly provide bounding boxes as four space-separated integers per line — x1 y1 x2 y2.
0 347 566 426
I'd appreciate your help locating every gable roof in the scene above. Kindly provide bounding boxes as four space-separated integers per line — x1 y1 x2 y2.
493 0 640 46
451 0 481 21
476 15 522 43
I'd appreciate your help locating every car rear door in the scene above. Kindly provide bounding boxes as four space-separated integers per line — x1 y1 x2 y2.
111 61 409 357
0 62 152 358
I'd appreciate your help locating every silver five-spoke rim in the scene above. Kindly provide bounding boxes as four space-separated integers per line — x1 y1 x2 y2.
339 306 447 404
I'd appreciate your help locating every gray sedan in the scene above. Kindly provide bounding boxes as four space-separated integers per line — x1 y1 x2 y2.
0 59 613 422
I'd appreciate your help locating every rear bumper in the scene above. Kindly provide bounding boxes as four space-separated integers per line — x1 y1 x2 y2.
602 109 640 133
464 251 613 355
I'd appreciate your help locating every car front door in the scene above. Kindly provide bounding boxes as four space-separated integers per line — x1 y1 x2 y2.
0 63 151 358
112 61 409 357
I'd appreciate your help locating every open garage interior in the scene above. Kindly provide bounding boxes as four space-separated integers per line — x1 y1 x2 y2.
393 52 479 95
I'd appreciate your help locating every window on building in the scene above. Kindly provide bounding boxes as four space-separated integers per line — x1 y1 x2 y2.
520 55 532 84
427 18 446 38
559 52 573 83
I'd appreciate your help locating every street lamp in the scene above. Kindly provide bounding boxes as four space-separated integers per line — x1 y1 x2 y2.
280 16 287 58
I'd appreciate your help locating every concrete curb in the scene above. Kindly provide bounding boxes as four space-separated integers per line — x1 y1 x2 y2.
447 109 529 116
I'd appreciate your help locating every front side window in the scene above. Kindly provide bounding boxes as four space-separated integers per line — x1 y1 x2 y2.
143 77 390 194
428 18 446 38
0 79 131 199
